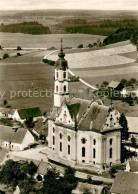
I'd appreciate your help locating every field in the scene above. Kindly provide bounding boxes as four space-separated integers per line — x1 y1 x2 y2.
0 32 138 116
0 32 106 48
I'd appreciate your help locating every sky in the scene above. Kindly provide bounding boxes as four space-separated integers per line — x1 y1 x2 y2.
0 0 138 10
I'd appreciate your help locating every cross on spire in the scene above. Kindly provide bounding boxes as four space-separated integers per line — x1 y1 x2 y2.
60 38 63 52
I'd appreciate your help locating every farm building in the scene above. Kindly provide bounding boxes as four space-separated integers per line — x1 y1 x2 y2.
126 117 138 142
12 107 42 123
126 160 138 173
110 171 138 194
108 81 124 91
0 125 34 151
47 42 122 170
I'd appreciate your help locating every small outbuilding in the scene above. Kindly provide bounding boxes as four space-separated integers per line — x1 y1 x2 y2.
108 81 124 91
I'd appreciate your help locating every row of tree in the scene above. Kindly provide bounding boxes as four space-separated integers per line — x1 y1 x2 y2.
0 21 51 35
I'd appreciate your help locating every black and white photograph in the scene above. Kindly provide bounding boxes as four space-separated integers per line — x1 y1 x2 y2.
0 0 138 193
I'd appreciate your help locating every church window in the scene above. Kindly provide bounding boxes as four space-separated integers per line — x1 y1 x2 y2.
56 72 58 79
63 113 67 123
109 148 112 158
109 138 113 145
64 85 66 92
67 136 71 141
93 148 96 158
60 142 62 152
81 138 86 144
56 85 58 92
93 139 96 145
68 145 70 155
53 136 55 145
82 147 85 157
59 133 63 139
63 71 66 79
53 128 55 133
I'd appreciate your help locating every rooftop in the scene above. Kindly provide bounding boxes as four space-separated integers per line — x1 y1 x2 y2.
126 117 138 133
17 107 42 119
110 171 138 194
0 148 7 164
0 125 28 144
128 160 138 172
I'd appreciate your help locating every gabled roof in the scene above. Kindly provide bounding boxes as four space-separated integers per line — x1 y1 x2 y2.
0 148 7 164
49 97 120 133
0 125 28 144
126 117 138 133
108 80 122 89
37 161 48 175
128 160 138 172
17 107 42 119
110 171 138 194
78 102 109 132
33 118 48 136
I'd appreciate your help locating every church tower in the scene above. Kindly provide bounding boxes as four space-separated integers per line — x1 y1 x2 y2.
54 39 69 107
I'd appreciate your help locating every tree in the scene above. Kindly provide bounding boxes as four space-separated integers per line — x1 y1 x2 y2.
121 79 128 86
131 137 136 147
130 31 138 50
3 53 9 59
0 45 3 50
78 44 83 48
3 99 7 106
119 113 129 140
17 46 22 50
64 166 76 184
17 52 21 56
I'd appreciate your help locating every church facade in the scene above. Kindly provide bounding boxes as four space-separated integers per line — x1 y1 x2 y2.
48 41 122 169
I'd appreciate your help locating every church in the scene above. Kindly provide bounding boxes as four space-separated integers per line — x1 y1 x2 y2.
47 40 122 170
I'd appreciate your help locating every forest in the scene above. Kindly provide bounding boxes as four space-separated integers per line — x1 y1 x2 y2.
0 21 51 35
61 19 137 36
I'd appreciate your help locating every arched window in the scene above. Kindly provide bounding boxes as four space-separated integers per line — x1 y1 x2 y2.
63 113 67 123
81 138 87 144
82 147 85 157
60 142 62 152
67 136 71 142
64 85 66 92
56 72 58 79
53 136 55 145
109 138 113 145
109 148 112 158
63 71 66 79
93 139 96 145
93 148 96 158
59 133 63 139
68 145 70 155
56 85 58 92
53 128 55 133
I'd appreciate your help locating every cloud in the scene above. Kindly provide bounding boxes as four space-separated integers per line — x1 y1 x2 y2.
0 0 138 10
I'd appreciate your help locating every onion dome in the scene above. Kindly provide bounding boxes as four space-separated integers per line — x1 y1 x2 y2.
55 39 68 70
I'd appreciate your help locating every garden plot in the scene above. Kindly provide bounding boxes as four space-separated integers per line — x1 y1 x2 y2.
48 44 136 68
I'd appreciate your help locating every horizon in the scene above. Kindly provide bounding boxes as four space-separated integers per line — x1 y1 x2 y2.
1 0 138 11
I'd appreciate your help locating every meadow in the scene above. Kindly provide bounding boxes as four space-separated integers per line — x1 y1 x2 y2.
0 32 106 49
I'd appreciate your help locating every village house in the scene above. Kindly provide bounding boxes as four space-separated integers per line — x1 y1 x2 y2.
47 42 122 170
108 81 124 91
12 107 42 123
0 125 34 151
126 160 138 173
110 171 138 194
126 116 138 143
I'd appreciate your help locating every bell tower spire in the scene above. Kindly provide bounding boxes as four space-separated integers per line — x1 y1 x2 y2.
54 39 69 107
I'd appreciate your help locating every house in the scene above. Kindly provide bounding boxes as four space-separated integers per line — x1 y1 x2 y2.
0 147 8 165
12 107 42 123
47 42 122 170
0 125 35 151
126 117 138 142
108 81 124 91
72 182 104 194
35 161 48 180
126 160 138 173
33 118 48 137
110 171 138 194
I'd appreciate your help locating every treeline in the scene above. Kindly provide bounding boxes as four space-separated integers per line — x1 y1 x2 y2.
0 21 51 35
103 27 137 45
60 19 137 36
